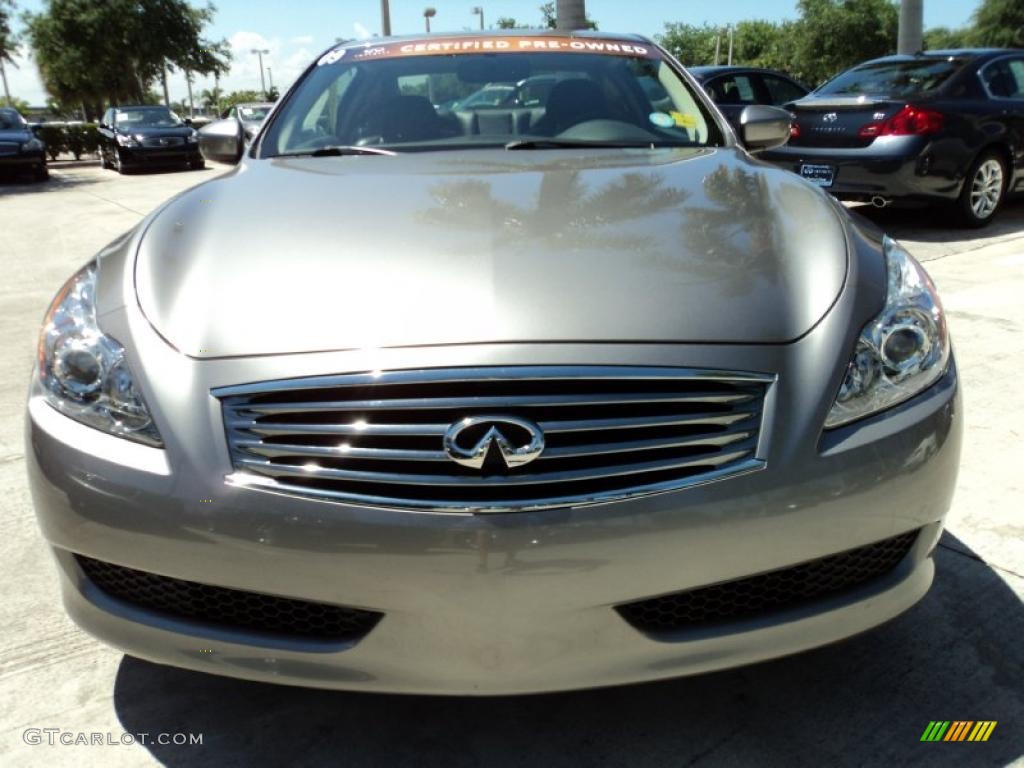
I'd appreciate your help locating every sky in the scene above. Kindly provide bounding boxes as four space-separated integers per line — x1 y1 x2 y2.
5 0 980 108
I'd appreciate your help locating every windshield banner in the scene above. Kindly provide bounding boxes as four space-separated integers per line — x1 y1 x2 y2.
318 36 660 66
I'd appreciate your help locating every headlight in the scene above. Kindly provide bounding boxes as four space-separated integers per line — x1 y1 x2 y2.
115 134 139 147
825 236 950 428
37 264 162 446
21 137 44 152
187 131 198 143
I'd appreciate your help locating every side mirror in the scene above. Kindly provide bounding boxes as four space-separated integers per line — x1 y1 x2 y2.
738 105 792 152
198 118 244 164
184 117 193 126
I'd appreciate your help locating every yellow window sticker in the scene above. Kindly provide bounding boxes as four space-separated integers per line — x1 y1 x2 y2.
670 111 696 128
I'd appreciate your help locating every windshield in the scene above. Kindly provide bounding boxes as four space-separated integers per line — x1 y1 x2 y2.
0 109 26 130
115 107 183 128
261 35 720 156
817 58 968 98
239 105 272 120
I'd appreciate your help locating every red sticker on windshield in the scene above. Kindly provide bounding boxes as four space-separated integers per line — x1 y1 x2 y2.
318 36 659 65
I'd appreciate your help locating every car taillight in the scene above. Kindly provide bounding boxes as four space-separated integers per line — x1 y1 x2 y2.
790 122 801 139
859 105 944 138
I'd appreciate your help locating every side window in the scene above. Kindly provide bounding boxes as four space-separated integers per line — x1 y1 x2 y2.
707 74 758 105
982 59 1024 99
762 75 806 106
102 109 113 127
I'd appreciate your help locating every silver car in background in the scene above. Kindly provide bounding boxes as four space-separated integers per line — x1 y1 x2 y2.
27 31 961 695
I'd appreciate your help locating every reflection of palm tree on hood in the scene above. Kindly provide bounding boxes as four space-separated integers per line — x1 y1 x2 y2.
679 166 784 296
421 170 688 251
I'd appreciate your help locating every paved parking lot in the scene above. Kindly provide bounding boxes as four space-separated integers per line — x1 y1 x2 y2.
1 164 1022 766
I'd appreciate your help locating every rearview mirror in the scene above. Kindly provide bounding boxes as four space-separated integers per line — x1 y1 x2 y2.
198 118 244 165
738 105 792 152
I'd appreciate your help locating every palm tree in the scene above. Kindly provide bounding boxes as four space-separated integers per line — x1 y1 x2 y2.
199 86 223 115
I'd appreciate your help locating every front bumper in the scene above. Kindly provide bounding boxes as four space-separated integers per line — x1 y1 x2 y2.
26 333 962 693
118 145 201 166
0 151 45 171
761 135 966 203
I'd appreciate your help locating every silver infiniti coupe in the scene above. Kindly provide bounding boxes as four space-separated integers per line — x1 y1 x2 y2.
27 31 962 695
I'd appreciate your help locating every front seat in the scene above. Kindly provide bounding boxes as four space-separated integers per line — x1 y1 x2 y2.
366 95 446 143
531 79 613 136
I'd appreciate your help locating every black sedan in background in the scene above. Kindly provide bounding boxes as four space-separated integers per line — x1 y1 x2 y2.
0 107 47 182
98 105 204 174
689 66 809 130
762 49 1024 226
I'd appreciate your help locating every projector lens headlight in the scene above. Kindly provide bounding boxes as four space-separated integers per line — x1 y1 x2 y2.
36 264 162 446
825 236 950 428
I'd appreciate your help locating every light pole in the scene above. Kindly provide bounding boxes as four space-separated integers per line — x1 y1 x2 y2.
898 0 923 54
267 66 274 96
251 48 269 97
471 6 484 30
727 25 734 66
555 0 586 30
423 7 436 33
381 0 391 36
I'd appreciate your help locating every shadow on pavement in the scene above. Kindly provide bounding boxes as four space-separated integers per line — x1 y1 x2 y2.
112 533 1022 767
854 197 1024 245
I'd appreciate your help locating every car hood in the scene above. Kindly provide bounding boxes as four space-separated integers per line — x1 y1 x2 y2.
135 148 848 358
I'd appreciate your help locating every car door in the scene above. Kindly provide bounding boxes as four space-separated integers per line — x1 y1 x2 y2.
703 72 762 129
979 55 1024 192
759 73 808 108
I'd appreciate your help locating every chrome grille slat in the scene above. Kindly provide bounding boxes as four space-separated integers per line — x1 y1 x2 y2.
216 366 772 513
243 391 754 415
235 445 755 486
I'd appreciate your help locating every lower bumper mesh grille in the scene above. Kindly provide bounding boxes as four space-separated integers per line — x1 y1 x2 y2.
76 555 382 643
617 530 919 633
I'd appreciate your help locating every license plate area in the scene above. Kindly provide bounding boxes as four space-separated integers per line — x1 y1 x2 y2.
800 163 835 188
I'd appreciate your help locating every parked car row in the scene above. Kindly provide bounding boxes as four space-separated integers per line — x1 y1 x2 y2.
699 50 1024 227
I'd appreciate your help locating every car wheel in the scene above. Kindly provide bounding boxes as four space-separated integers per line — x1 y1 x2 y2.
957 151 1007 228
34 164 49 182
189 159 205 170
114 150 128 175
100 151 110 170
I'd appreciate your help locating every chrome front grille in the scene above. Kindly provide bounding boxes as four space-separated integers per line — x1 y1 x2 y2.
216 366 772 512
140 136 184 147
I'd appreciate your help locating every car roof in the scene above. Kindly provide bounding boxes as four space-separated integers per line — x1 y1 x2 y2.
688 65 798 79
115 105 172 110
237 102 274 108
857 49 1021 66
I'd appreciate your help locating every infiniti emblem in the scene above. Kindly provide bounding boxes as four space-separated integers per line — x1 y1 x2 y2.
444 415 545 470
822 112 838 123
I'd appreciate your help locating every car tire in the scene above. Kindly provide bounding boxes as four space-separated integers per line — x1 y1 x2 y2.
189 159 206 170
956 150 1007 228
34 164 49 182
100 151 110 170
114 150 129 175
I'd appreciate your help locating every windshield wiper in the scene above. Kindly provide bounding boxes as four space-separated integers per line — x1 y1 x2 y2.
279 145 398 158
505 138 683 150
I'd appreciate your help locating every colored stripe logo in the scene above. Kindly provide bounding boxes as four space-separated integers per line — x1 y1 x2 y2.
921 721 997 742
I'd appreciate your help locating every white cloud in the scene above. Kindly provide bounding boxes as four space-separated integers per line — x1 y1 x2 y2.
353 22 372 40
290 35 315 46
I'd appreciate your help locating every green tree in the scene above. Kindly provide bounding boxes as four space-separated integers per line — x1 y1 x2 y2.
971 0 1024 48
3 94 29 112
787 0 898 86
923 26 972 50
495 17 524 29
220 89 263 113
23 0 230 120
656 23 722 66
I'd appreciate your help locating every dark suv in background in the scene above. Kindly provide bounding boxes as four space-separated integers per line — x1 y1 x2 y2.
762 49 1024 227
97 105 204 174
